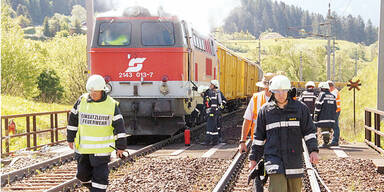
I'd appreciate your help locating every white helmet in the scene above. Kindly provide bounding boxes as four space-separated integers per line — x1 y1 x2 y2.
326 80 334 87
210 80 219 88
256 72 275 88
318 82 330 89
86 74 106 92
305 81 315 88
269 75 291 91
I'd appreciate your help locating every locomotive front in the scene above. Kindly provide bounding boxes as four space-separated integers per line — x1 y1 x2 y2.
90 16 199 135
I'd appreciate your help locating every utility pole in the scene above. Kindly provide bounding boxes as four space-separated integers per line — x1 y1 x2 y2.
355 48 358 76
300 51 303 81
258 37 261 66
326 3 332 80
339 59 341 81
86 0 94 74
378 0 384 111
333 37 336 81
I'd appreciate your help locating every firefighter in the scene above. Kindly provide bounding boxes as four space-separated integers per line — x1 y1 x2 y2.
249 75 319 192
67 74 127 191
327 81 341 146
239 73 275 153
314 82 337 148
298 81 318 118
239 72 274 192
201 80 226 145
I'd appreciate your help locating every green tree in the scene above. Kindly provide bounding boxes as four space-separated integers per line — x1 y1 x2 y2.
1 4 39 97
365 19 377 46
36 70 64 102
71 5 86 24
222 0 376 44
43 16 50 37
44 35 88 103
16 4 31 19
15 15 31 27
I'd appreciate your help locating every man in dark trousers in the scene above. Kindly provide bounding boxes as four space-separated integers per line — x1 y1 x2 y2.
249 75 319 192
67 74 127 191
201 80 226 145
299 81 318 119
314 82 337 148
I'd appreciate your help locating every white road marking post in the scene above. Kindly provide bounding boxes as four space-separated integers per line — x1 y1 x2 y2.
331 146 349 158
202 143 226 158
170 145 193 156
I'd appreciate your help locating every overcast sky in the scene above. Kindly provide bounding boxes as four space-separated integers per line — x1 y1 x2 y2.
95 0 240 34
95 0 381 35
273 0 380 26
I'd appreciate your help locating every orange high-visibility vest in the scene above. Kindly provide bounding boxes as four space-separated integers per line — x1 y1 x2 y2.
336 91 341 112
248 91 267 140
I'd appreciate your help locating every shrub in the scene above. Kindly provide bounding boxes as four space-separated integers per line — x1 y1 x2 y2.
36 70 64 102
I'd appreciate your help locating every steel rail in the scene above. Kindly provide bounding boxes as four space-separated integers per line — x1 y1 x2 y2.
302 139 321 192
45 109 244 192
212 139 251 192
1 152 74 186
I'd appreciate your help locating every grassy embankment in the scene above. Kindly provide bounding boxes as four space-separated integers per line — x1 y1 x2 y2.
1 95 71 153
339 58 384 144
225 37 380 143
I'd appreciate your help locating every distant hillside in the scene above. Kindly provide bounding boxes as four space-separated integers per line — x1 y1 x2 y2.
214 31 380 143
223 0 378 45
7 0 85 25
214 31 377 83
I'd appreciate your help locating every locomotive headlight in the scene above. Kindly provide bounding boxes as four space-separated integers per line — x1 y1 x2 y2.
160 82 169 95
105 83 112 94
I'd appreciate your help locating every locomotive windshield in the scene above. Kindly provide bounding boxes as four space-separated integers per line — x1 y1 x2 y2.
141 22 175 46
98 22 132 46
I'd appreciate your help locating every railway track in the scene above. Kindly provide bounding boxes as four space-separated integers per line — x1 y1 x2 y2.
2 109 243 192
3 108 383 191
214 139 328 192
212 140 252 192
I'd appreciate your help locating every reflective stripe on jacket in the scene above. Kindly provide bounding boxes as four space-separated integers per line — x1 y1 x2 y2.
249 99 318 178
249 91 267 140
298 90 317 116
314 91 337 128
75 94 117 154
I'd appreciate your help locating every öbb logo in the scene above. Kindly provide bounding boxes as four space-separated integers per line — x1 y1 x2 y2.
125 54 146 72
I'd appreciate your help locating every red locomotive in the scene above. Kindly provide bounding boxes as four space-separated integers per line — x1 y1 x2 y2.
90 12 262 136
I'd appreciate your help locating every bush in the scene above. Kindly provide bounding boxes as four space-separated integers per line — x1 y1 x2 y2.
55 30 69 37
36 70 64 102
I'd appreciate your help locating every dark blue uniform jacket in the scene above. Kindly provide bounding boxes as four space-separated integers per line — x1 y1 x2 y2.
299 89 318 117
313 90 337 128
249 98 318 178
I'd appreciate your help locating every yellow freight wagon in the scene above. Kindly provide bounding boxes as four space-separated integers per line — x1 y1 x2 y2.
216 44 262 109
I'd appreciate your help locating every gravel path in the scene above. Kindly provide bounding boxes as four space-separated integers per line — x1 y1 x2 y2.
107 157 232 192
313 158 384 191
1 143 71 174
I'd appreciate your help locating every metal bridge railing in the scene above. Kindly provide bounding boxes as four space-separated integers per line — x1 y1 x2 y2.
364 108 384 155
1 110 70 156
